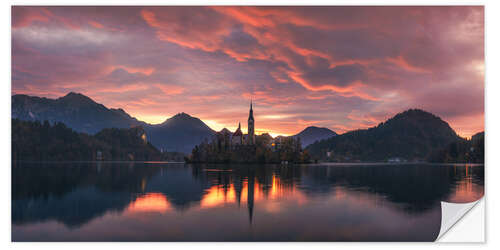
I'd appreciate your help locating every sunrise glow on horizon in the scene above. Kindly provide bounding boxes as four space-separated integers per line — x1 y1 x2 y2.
12 6 484 138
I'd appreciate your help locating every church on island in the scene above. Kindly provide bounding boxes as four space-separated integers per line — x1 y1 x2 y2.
187 100 309 164
229 101 255 146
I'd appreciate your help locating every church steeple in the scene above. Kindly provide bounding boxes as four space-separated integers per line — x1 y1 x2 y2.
249 99 254 121
248 100 255 144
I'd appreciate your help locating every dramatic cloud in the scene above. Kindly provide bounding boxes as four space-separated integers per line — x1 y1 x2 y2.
11 6 484 137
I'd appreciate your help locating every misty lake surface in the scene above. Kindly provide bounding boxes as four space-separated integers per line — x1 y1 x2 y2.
12 162 484 241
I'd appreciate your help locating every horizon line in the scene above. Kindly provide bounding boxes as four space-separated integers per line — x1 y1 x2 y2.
11 91 482 139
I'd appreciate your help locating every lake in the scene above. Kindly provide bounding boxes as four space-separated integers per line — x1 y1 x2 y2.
12 162 484 241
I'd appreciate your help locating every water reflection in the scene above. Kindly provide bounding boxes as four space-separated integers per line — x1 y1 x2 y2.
12 162 484 241
127 193 171 213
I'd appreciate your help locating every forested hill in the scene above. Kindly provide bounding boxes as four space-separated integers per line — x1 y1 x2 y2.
306 109 460 162
12 119 164 161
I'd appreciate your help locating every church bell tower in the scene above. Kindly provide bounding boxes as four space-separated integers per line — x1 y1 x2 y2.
248 100 255 145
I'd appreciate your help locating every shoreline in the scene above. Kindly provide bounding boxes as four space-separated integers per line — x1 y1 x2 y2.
12 160 484 166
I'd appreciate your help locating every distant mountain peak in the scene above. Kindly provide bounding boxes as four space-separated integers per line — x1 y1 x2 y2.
391 109 441 121
58 92 96 105
65 91 82 96
173 112 192 119
161 112 197 125
306 126 319 128
294 126 337 147
61 92 89 99
159 112 214 131
302 126 334 132
150 112 215 153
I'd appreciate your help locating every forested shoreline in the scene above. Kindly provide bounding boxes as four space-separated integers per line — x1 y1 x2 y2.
11 119 182 161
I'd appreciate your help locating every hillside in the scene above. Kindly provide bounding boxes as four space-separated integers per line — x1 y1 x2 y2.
12 119 163 161
306 109 460 162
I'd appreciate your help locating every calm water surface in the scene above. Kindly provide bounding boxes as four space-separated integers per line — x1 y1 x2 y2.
12 162 484 241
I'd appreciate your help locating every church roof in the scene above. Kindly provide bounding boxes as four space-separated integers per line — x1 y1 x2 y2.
233 129 243 137
233 122 243 136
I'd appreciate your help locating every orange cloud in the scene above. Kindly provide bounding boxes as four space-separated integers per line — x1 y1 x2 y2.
108 65 155 76
88 20 104 29
39 8 80 30
386 56 431 74
140 8 231 53
12 7 50 28
139 6 383 103
211 6 276 28
155 84 184 95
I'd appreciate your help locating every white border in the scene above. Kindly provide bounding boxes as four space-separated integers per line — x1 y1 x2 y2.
438 199 485 242
2 0 496 248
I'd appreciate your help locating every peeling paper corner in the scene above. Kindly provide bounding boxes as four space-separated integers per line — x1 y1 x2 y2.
436 198 483 241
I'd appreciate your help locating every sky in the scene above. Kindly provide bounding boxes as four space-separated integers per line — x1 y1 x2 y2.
11 6 484 137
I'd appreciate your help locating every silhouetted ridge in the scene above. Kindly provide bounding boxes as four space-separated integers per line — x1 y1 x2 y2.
12 93 145 134
293 126 337 147
12 93 216 153
160 112 208 127
148 112 215 153
306 109 460 162
59 92 93 102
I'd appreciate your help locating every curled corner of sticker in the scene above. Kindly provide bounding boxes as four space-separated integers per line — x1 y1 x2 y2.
436 199 482 240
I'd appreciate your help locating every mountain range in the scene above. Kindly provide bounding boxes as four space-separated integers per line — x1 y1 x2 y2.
12 93 215 153
12 92 337 154
13 93 479 162
12 92 145 134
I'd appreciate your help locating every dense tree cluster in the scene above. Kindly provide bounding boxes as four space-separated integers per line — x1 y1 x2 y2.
306 109 461 162
428 132 484 163
187 133 311 163
12 119 171 161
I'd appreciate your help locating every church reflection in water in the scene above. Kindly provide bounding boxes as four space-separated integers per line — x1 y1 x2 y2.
12 162 484 241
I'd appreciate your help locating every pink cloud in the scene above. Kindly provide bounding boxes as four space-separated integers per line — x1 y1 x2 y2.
12 7 50 28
